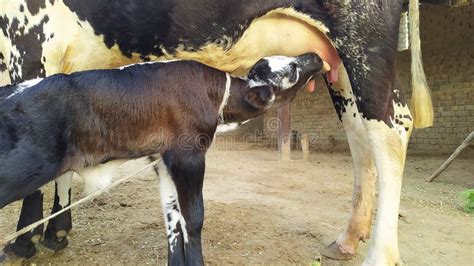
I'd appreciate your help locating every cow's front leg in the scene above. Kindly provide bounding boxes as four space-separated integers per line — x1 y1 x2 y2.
154 151 205 266
7 191 45 258
42 172 73 251
323 67 376 260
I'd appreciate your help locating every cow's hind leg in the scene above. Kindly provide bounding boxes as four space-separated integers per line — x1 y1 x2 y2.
153 150 205 266
362 81 412 266
42 172 73 251
322 68 376 260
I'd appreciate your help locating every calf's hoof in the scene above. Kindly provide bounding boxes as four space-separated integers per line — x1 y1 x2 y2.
0 249 6 263
0 247 25 265
322 241 356 261
41 233 69 251
4 238 37 259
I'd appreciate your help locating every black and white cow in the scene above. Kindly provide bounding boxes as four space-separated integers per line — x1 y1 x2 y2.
0 0 433 265
0 53 323 264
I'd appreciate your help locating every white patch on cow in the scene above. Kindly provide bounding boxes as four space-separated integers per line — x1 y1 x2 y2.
77 160 127 196
329 66 376 252
157 157 188 252
0 34 11 86
55 171 73 208
217 72 231 124
362 125 405 266
6 78 43 99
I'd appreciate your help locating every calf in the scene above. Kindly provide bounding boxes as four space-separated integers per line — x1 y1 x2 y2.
0 53 323 263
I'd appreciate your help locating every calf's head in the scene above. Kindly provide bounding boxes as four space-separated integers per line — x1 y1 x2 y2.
224 53 323 122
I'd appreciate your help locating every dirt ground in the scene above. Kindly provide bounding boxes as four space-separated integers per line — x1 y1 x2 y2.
0 143 473 265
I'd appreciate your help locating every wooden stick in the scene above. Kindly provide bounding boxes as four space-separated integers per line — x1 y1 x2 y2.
301 133 310 160
426 131 474 182
277 104 291 161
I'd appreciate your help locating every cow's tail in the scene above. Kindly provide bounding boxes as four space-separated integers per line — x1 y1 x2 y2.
409 0 433 128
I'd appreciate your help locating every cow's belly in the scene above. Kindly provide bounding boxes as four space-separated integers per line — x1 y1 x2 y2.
3 2 340 79
59 8 340 78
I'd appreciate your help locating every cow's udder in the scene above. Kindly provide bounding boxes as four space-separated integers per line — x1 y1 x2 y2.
172 8 341 83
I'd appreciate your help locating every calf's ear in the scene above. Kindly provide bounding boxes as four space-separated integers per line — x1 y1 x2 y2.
245 86 275 109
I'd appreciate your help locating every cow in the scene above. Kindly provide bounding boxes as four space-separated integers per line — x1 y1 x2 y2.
0 53 324 264
0 0 433 265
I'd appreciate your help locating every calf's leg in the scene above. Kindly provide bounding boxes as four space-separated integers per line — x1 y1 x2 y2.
7 191 44 259
42 172 73 251
154 150 205 266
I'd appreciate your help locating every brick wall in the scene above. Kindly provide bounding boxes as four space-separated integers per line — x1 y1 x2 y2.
263 4 474 154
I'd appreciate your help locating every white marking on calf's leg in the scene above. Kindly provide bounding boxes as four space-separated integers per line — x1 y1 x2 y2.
55 172 73 208
157 157 188 252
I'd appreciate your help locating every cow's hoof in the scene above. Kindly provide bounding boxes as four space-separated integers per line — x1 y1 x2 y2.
41 235 69 251
4 239 37 259
322 241 356 261
0 250 25 266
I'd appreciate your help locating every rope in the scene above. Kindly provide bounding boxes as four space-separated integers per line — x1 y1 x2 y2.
1 160 159 246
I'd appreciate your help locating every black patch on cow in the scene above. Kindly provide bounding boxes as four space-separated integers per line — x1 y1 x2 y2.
325 76 353 122
0 52 6 72
19 4 25 13
0 15 9 37
7 16 49 82
322 1 403 127
26 0 46 16
63 0 328 58
64 0 175 57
